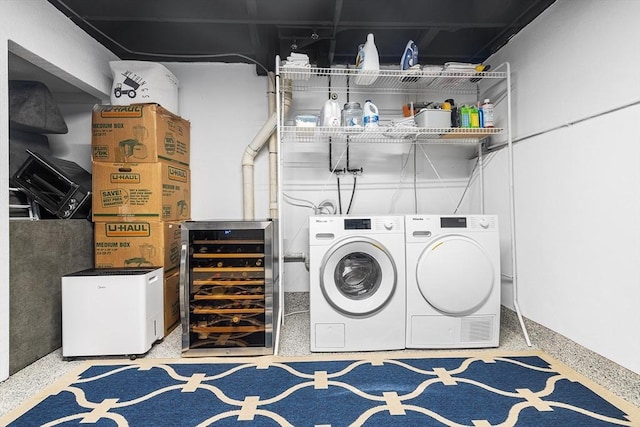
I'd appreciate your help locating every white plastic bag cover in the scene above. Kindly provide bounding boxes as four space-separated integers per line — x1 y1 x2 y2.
109 61 179 114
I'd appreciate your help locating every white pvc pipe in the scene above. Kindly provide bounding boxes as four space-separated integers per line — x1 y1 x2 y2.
276 84 292 214
267 74 278 219
504 62 532 347
242 72 291 221
479 142 484 214
242 113 277 220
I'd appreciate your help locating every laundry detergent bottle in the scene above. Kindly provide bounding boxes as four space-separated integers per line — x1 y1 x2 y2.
355 33 380 85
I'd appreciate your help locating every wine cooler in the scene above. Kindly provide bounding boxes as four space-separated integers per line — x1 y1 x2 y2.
180 220 279 356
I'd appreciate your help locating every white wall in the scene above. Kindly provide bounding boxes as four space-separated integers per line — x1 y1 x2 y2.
0 0 117 381
48 104 96 170
164 63 272 220
480 0 640 374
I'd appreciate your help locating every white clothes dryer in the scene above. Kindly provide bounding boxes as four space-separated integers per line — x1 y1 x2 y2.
405 215 501 348
309 215 406 352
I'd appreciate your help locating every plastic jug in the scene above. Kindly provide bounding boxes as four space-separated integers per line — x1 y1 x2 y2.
363 100 379 128
354 33 380 85
319 94 341 127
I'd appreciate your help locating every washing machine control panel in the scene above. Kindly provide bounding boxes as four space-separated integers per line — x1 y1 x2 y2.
344 218 371 230
310 216 405 243
343 217 403 232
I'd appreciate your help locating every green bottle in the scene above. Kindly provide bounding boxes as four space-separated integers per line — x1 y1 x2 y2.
460 105 471 128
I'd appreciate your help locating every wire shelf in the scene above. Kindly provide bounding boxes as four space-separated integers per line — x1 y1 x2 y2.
280 126 502 144
279 66 507 95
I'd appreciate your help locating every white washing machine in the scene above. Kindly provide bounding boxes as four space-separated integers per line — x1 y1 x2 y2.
405 215 501 348
309 215 405 352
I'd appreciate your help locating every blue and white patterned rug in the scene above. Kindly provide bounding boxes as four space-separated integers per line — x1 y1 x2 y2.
2 351 638 426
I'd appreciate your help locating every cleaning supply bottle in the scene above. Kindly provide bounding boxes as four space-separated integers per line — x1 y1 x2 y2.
469 105 480 128
460 105 471 128
354 33 380 85
400 40 419 70
363 99 379 128
480 99 495 128
319 93 341 127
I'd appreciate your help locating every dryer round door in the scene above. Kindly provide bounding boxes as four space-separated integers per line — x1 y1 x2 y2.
320 236 397 316
416 235 495 315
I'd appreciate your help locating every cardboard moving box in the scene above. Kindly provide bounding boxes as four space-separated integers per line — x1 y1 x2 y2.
92 161 190 221
93 222 182 337
163 268 181 337
92 104 190 166
94 220 182 271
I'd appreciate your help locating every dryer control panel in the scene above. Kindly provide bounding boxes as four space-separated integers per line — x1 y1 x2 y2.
440 216 497 229
406 215 498 242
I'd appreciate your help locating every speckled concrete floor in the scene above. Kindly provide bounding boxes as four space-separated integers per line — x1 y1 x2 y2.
1 292 638 417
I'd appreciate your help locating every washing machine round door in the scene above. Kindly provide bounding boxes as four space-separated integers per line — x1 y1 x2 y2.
416 235 495 315
320 237 397 316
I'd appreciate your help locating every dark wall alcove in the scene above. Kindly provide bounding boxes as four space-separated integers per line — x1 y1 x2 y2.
9 219 94 374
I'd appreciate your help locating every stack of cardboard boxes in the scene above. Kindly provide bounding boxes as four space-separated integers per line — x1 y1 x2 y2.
90 103 191 336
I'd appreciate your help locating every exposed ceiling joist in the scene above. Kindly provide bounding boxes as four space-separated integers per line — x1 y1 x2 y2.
47 0 557 74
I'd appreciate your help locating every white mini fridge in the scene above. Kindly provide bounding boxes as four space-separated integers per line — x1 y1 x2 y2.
62 267 164 359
